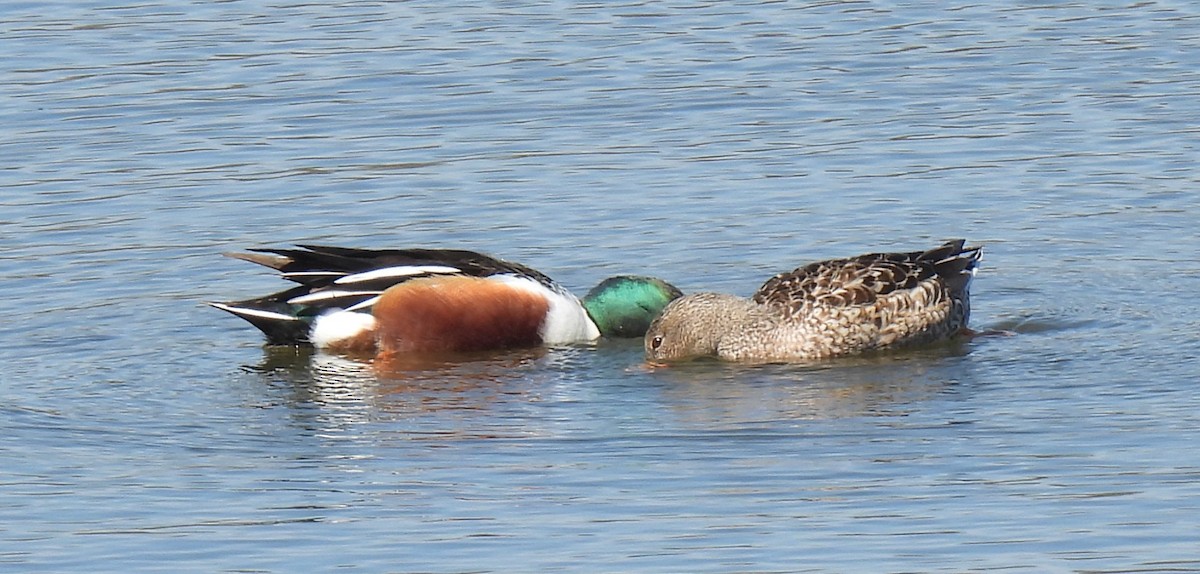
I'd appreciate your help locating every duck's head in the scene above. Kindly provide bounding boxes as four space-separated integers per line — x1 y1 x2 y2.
644 292 754 361
582 275 682 338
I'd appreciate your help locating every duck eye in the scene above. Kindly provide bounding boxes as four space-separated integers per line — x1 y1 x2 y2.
651 336 663 350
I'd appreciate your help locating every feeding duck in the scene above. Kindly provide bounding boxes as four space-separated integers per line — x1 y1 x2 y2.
645 239 981 363
211 245 681 360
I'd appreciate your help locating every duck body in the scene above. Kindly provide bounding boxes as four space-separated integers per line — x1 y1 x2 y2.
645 240 981 363
211 245 681 358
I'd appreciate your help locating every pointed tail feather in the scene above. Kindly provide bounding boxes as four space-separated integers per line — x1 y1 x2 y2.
222 251 292 271
924 240 982 293
208 300 313 345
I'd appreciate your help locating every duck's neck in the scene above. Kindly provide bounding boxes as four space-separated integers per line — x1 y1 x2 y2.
700 295 787 357
689 294 775 356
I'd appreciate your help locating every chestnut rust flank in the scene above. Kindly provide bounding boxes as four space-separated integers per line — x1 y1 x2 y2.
373 275 549 355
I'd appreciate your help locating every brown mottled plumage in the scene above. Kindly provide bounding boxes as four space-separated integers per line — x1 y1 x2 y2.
645 240 982 363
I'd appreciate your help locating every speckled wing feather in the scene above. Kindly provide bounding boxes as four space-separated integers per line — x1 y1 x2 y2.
751 239 980 317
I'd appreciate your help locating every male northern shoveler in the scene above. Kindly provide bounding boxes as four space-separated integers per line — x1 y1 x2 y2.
211 245 682 359
644 239 981 363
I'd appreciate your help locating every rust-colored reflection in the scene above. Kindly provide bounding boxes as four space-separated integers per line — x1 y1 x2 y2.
370 346 549 379
246 344 569 435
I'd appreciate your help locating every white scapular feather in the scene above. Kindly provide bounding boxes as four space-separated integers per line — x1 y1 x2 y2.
287 290 381 305
334 265 461 285
208 302 298 322
282 271 346 281
345 295 381 312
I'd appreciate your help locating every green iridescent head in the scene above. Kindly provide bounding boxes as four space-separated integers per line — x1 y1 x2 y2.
582 275 683 338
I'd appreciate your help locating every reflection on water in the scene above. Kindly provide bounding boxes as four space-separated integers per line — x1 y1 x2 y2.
649 340 974 426
245 345 597 439
246 337 978 439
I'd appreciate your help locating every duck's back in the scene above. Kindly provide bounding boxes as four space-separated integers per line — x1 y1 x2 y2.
743 240 981 359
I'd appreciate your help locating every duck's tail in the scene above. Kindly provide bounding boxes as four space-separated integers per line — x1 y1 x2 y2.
208 286 314 345
921 239 982 293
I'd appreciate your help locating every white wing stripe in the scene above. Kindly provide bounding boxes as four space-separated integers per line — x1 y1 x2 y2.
282 271 346 280
208 302 298 322
345 295 381 312
334 265 461 285
288 290 383 305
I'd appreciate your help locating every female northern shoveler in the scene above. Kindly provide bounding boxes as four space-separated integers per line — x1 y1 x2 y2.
211 245 682 359
644 239 981 363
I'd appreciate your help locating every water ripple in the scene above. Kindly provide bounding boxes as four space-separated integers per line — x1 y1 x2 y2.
4 1 1200 572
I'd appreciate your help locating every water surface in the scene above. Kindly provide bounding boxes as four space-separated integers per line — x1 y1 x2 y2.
3 1 1200 572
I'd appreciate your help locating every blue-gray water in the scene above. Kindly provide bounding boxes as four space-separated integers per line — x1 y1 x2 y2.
4 1 1200 572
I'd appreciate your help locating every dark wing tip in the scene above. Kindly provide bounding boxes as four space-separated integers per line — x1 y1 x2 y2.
208 301 312 345
927 240 981 293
